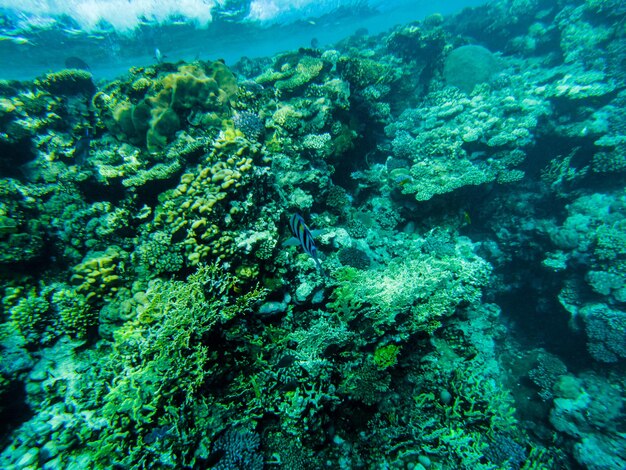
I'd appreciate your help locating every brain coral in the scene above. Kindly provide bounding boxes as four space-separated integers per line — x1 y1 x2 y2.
443 45 500 93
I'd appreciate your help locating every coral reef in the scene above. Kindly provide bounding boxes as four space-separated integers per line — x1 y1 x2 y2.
1 0 626 468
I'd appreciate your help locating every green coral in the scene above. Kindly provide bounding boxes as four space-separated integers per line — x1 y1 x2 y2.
53 287 94 339
34 69 95 95
275 56 325 94
70 246 127 304
327 236 491 336
2 3 622 468
443 45 500 94
91 264 266 467
6 285 56 346
373 344 401 369
338 56 395 89
105 61 238 152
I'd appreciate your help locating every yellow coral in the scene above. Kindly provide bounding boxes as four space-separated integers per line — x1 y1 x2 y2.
70 246 126 303
106 61 238 152
150 126 258 266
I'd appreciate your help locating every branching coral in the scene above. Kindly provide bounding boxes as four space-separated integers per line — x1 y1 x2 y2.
328 236 491 336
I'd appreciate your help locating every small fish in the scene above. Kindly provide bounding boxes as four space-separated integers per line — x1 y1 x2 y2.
74 128 92 165
65 56 90 71
154 48 166 64
394 174 413 187
463 210 472 225
62 28 84 37
284 213 325 276
0 35 33 46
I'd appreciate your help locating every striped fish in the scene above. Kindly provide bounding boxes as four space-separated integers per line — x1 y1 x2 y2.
286 213 325 275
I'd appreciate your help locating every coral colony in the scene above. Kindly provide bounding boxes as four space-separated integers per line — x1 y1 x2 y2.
1 1 625 468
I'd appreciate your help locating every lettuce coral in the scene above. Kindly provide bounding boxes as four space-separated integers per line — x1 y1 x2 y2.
107 61 238 152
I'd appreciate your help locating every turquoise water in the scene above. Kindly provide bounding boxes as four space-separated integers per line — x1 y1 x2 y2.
0 0 625 468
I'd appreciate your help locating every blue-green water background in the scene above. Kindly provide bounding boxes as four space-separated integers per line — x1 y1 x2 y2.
0 0 484 80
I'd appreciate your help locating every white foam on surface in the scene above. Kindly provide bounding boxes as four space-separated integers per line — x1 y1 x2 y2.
0 0 489 80
0 0 217 31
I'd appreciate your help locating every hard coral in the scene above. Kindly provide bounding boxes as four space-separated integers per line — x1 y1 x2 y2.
7 286 55 346
338 246 371 270
70 246 126 304
233 110 265 141
580 303 626 362
275 56 325 94
35 69 96 96
108 61 238 152
443 45 500 93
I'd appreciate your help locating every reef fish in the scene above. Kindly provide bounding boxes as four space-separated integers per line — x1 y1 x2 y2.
64 56 90 71
73 128 92 165
285 213 325 275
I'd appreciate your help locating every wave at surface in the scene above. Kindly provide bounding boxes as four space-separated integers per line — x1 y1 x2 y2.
0 0 217 32
0 0 487 81
0 0 387 33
